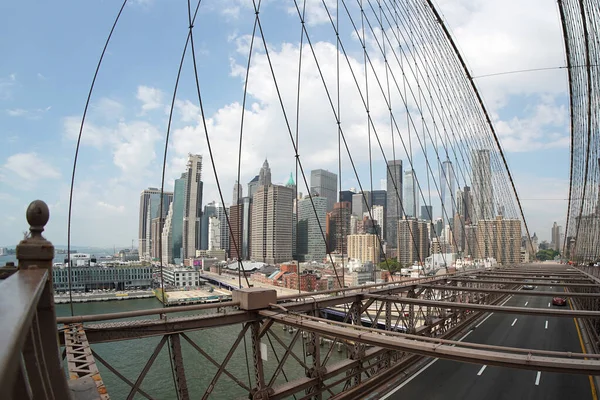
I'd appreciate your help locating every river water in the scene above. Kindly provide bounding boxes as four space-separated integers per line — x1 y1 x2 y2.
56 299 347 399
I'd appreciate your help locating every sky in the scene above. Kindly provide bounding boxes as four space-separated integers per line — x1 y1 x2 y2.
0 0 570 247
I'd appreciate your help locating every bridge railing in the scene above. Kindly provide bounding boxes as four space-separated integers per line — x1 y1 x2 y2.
0 200 71 400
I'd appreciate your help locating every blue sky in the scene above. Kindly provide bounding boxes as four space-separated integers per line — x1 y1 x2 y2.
0 0 570 247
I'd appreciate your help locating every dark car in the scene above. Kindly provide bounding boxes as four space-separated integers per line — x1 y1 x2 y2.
522 285 534 290
552 297 567 306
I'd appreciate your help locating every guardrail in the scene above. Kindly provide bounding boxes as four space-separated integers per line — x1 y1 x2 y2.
0 200 70 400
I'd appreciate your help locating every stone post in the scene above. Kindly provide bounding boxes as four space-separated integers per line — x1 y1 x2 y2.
17 200 71 398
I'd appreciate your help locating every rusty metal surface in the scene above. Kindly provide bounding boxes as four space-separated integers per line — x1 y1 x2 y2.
64 324 109 399
57 301 241 324
77 311 258 344
0 269 48 397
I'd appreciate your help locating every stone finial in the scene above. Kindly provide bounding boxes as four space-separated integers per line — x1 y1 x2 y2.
26 200 50 238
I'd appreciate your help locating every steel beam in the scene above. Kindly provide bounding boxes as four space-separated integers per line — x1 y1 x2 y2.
76 311 258 344
449 278 599 288
169 334 189 400
56 301 240 324
260 311 600 375
418 284 600 298
365 294 600 318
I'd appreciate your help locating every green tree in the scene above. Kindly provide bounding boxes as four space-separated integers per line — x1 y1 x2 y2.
378 258 401 273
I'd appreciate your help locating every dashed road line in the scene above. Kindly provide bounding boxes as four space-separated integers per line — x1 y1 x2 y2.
545 320 548 329
511 318 518 327
524 301 528 306
535 371 541 385
548 302 551 307
477 365 487 376
475 313 494 328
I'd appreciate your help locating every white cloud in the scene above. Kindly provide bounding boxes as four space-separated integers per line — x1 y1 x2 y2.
136 85 164 113
0 153 60 186
97 201 125 213
5 106 51 119
286 0 337 26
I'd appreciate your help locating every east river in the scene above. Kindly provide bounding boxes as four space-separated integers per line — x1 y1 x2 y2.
56 299 347 399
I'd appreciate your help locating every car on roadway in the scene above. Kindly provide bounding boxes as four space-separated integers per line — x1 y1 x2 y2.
551 280 560 284
522 284 535 290
552 297 567 306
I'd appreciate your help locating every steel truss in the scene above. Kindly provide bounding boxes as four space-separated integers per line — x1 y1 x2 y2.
58 264 600 399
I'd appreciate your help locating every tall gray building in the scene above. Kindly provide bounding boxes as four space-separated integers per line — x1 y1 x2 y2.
440 160 455 227
201 202 217 250
297 195 328 262
232 180 242 205
310 169 337 212
171 174 186 264
457 186 474 224
352 192 370 217
251 185 294 264
258 159 272 186
421 205 433 221
403 169 418 218
139 188 173 261
551 222 561 252
397 219 430 266
472 150 494 222
248 175 259 200
183 154 203 260
386 160 403 247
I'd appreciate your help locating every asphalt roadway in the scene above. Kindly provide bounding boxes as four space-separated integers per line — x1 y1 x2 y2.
384 285 596 400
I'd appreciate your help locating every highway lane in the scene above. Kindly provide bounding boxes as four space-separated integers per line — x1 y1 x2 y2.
384 285 595 400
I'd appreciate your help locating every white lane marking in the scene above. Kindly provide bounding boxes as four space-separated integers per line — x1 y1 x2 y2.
511 318 518 327
535 371 541 385
475 312 494 328
548 302 551 307
545 321 548 329
380 358 438 398
499 295 513 307
477 365 487 376
382 325 476 398
456 330 472 343
524 301 528 306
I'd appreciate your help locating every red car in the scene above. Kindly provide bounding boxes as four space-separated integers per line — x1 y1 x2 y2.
552 297 567 306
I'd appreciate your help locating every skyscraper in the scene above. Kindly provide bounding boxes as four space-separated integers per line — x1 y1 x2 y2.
403 169 418 218
251 184 294 264
232 181 242 205
297 195 328 262
247 175 259 200
371 190 387 238
229 197 252 260
327 201 351 254
551 222 561 252
352 192 370 217
477 216 521 265
216 203 230 256
171 174 186 263
421 205 433 221
310 169 338 212
200 202 216 250
339 190 355 204
161 203 173 265
397 219 430 266
208 216 221 250
440 160 455 226
457 186 473 224
258 159 272 186
386 160 403 247
472 150 494 222
183 154 203 260
139 188 173 261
